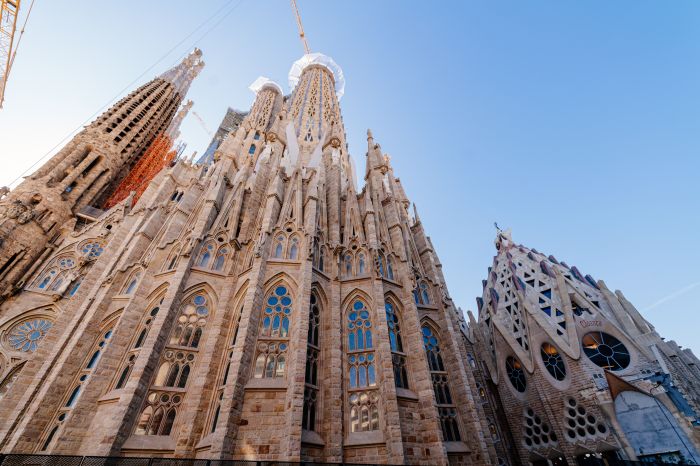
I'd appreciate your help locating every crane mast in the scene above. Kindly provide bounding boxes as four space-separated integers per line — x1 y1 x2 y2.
290 0 310 55
0 0 20 108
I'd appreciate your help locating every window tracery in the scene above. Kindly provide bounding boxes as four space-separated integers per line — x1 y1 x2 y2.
414 280 432 305
385 300 408 389
123 270 141 295
7 318 53 353
115 298 162 390
198 242 215 268
80 241 105 260
422 324 461 442
33 254 78 292
303 291 321 431
540 342 566 381
41 325 114 451
213 246 229 271
253 285 292 379
135 292 210 436
506 356 527 392
581 332 630 371
346 298 379 432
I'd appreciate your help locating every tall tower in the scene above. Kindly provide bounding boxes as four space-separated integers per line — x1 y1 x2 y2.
0 52 494 465
0 49 204 298
470 230 700 465
103 99 194 209
196 107 247 165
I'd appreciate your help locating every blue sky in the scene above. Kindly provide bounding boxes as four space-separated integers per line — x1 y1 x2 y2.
1 1 698 353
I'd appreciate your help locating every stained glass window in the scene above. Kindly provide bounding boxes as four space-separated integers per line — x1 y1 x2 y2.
581 332 630 371
8 319 53 352
506 356 527 392
540 343 566 381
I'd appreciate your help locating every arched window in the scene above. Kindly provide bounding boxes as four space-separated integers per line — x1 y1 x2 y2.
213 247 228 271
42 326 114 450
198 242 215 268
248 144 256 155
68 276 83 297
37 269 57 289
318 247 325 271
115 300 162 390
253 131 260 140
422 324 461 442
385 300 408 389
386 256 395 280
124 271 141 295
170 294 209 348
303 291 321 432
505 356 527 392
288 236 299 260
358 253 366 275
347 299 379 432
272 235 285 259
344 254 353 277
414 280 431 305
136 293 209 436
540 343 566 381
377 253 385 277
165 246 180 271
254 285 292 379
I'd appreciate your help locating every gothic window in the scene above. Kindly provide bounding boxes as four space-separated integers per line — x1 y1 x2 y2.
248 144 256 155
136 293 210 436
288 236 299 260
38 269 57 289
0 362 25 400
213 246 228 271
303 292 321 431
540 343 566 381
80 241 105 260
41 325 114 451
134 392 182 435
386 256 395 280
358 253 366 274
422 324 461 442
505 356 527 392
253 131 260 140
154 351 195 388
8 318 53 353
377 253 385 277
385 300 408 389
347 299 379 432
253 285 292 379
198 242 215 268
124 271 141 295
344 254 353 277
170 294 209 348
273 235 285 258
165 246 180 271
581 332 630 371
414 280 432 305
210 302 244 433
68 276 83 297
115 301 161 390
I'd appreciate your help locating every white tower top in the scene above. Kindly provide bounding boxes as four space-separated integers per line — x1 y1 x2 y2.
288 53 345 99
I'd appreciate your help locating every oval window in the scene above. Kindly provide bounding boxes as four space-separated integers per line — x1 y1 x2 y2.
505 356 526 392
581 332 630 371
540 343 566 381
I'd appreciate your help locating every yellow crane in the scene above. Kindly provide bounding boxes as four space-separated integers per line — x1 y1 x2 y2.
0 0 34 109
290 0 310 55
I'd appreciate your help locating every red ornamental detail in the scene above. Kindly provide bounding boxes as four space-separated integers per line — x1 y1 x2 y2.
103 134 177 209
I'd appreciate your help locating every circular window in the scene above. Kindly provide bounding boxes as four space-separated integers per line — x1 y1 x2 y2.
8 319 53 352
581 332 630 371
540 343 566 381
505 356 526 392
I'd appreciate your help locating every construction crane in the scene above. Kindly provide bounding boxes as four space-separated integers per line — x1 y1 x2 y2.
0 0 34 109
0 0 20 108
290 0 310 55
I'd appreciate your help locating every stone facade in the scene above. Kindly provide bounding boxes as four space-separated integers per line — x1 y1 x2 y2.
0 53 497 465
0 46 698 466
468 229 700 465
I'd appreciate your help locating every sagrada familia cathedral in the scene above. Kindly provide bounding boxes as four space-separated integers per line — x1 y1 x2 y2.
0 44 698 466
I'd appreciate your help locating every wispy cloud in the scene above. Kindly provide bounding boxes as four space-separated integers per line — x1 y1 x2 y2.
643 281 700 311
